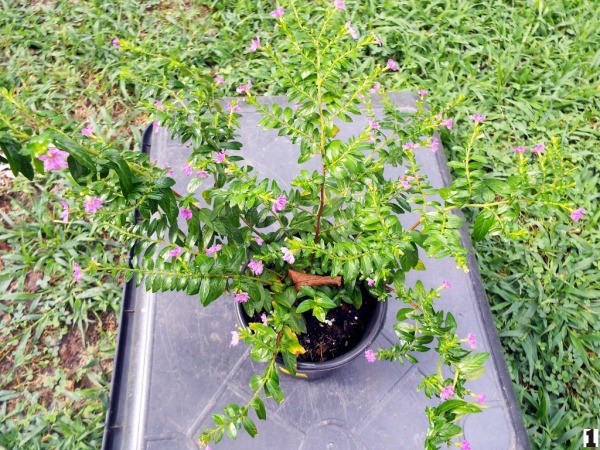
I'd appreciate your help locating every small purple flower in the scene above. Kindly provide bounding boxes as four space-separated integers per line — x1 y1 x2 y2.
365 349 377 363
333 0 346 9
38 147 69 171
260 313 268 325
196 170 209 179
81 124 94 136
169 247 182 258
214 75 225 85
205 244 222 256
367 278 375 287
345 22 359 40
370 82 381 94
227 101 240 113
180 208 192 220
570 208 586 222
399 177 411 189
369 118 380 129
254 236 264 246
271 7 284 18
431 136 440 153
460 440 472 450
281 247 295 265
84 197 104 214
442 280 451 289
531 144 545 154
467 332 477 349
386 59 399 71
214 150 226 164
184 164 194 176
248 259 264 276
372 33 382 46
440 385 454 400
418 89 428 97
234 292 250 303
249 37 260 52
230 331 239 347
469 113 486 123
403 141 416 150
60 201 69 223
161 164 174 176
272 194 287 212
112 38 120 47
440 118 453 130
73 262 82 283
236 81 253 94
476 393 486 404
513 145 527 153
154 99 164 110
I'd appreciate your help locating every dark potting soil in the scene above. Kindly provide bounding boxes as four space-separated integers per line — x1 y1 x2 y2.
247 287 377 363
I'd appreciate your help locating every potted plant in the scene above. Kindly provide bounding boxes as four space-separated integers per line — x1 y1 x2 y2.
2 2 548 449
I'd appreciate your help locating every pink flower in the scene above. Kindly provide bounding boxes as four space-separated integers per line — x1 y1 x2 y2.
431 136 440 153
370 82 381 94
227 101 240 113
236 81 253 94
230 331 239 347
261 313 268 325
271 7 284 18
460 440 471 450
418 89 428 96
442 280 451 289
84 197 104 214
333 0 346 9
248 260 264 275
399 177 411 189
402 141 415 150
440 118 453 130
272 194 287 212
38 147 69 171
254 236 264 246
570 208 586 222
73 262 82 283
180 208 192 220
531 144 545 153
467 333 477 349
369 118 380 129
112 38 120 47
469 113 486 123
154 99 164 110
169 247 182 258
281 247 295 265
513 146 527 153
386 59 399 71
372 33 382 46
205 244 222 256
214 150 226 164
365 349 377 363
476 393 486 404
345 22 359 40
249 37 260 52
184 164 194 176
367 278 375 287
161 164 174 176
440 385 454 400
60 201 69 223
81 124 94 136
214 75 225 85
196 170 209 179
234 292 250 303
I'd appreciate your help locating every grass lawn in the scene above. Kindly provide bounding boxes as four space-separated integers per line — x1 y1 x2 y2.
1 1 598 449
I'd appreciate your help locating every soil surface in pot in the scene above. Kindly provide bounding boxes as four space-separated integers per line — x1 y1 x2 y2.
248 287 377 363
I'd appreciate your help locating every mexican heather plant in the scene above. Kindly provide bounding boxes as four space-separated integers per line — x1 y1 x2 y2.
0 1 578 448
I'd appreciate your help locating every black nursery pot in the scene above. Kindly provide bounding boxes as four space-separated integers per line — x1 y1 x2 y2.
235 287 388 380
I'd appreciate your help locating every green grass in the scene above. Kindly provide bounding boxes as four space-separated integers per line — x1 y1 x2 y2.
1 0 598 448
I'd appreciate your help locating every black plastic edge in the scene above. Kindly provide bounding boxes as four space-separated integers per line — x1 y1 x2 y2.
433 138 531 449
101 123 154 450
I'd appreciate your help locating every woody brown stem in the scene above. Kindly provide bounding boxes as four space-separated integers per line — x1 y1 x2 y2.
288 269 342 291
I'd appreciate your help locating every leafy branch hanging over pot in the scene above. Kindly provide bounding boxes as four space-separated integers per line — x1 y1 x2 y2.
0 1 573 449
